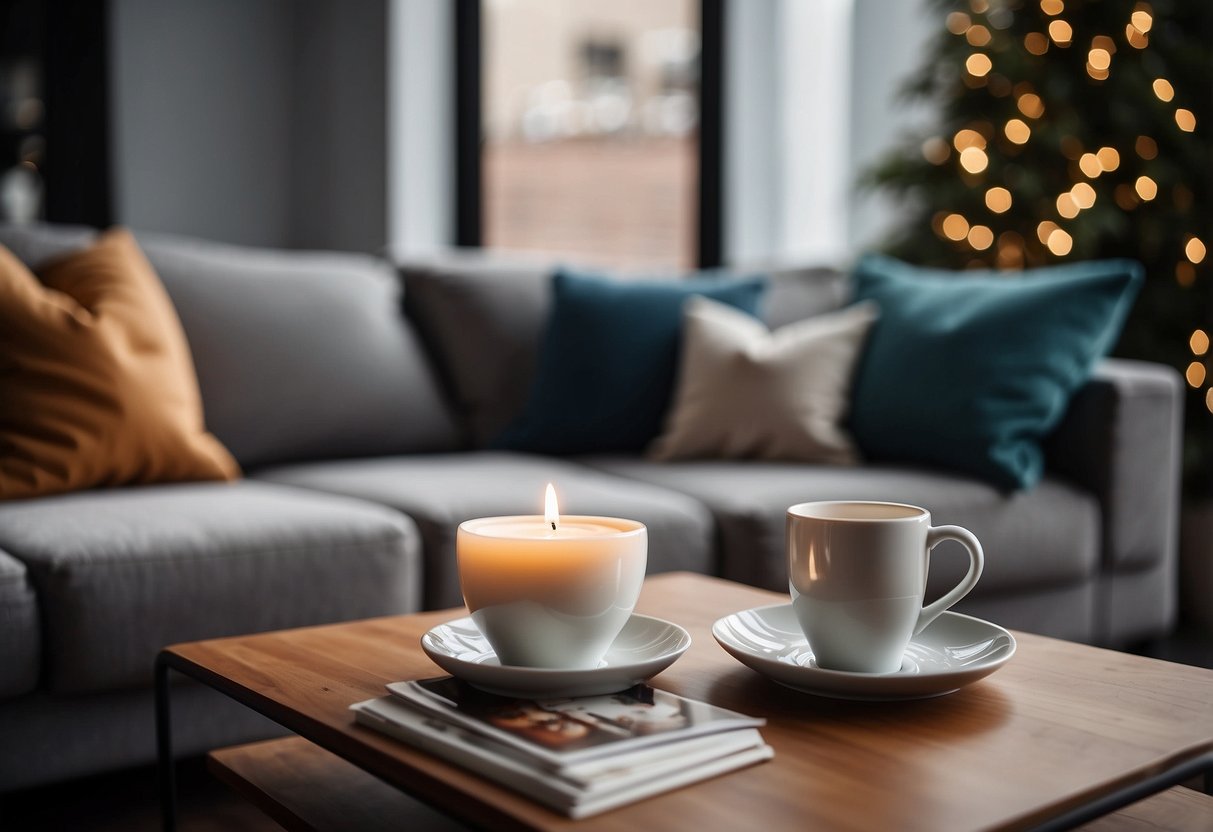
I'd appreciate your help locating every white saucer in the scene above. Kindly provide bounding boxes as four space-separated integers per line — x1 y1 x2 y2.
421 613 691 698
713 604 1015 701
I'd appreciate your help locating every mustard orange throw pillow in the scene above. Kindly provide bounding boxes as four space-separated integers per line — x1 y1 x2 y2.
0 228 239 499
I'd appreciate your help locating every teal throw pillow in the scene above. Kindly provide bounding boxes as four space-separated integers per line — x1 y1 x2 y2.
495 267 767 454
850 254 1143 490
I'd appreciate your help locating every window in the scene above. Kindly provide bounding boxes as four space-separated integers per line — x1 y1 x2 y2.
459 0 720 270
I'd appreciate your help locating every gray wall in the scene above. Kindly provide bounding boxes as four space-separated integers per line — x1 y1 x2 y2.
110 0 295 248
289 0 387 254
109 0 387 253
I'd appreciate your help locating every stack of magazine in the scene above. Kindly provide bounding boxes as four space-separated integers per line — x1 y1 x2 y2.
351 677 773 818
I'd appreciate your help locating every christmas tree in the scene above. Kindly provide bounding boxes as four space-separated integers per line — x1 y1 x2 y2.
863 0 1212 495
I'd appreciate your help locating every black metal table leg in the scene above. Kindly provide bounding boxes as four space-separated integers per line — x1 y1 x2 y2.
155 653 176 832
1031 750 1213 830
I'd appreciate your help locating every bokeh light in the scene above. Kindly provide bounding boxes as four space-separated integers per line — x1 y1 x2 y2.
1047 228 1073 256
959 146 989 173
1071 182 1096 209
985 186 1012 213
943 214 970 241
966 53 993 77
968 225 994 250
966 25 992 47
1175 109 1196 132
1186 362 1207 388
1135 135 1158 159
1048 20 1072 45
1017 93 1045 118
1191 329 1210 356
922 137 951 164
1186 237 1207 264
1135 175 1158 200
1024 33 1049 55
946 11 972 34
1004 118 1031 144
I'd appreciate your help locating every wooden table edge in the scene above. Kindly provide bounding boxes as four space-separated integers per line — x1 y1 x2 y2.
155 573 1213 831
207 736 1213 832
157 645 545 831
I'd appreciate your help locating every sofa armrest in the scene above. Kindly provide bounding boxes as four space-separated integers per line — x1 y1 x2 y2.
1045 358 1183 573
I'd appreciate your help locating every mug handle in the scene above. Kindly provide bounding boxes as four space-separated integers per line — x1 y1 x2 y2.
915 525 985 635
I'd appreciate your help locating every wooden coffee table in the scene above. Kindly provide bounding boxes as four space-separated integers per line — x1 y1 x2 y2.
155 573 1213 831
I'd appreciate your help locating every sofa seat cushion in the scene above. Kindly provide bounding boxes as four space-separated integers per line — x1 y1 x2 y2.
0 548 40 698
254 452 715 609
0 482 420 694
584 458 1100 599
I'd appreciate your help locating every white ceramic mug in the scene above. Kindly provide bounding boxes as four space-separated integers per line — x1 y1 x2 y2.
786 501 984 674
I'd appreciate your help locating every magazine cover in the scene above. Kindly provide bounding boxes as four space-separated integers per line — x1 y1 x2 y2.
351 695 773 818
387 677 764 767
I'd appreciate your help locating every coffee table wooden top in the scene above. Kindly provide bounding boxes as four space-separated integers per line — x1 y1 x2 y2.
163 573 1213 831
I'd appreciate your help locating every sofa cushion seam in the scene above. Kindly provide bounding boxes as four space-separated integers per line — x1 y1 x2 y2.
18 534 409 576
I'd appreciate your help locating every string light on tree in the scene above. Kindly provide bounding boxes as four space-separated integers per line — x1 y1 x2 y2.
1192 329 1210 356
863 0 1212 493
1186 237 1207 265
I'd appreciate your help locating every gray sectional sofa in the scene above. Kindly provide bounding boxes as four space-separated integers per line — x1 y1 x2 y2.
0 223 1184 791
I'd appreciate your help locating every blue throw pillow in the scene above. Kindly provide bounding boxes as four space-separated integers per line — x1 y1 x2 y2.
496 267 767 454
850 254 1143 490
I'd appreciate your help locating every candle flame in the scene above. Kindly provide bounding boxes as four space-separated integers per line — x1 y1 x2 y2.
544 483 559 531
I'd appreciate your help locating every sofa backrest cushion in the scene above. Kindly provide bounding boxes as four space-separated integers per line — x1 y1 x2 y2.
139 234 459 468
495 267 768 454
401 252 553 446
401 252 848 447
0 222 96 265
0 228 240 499
750 263 851 329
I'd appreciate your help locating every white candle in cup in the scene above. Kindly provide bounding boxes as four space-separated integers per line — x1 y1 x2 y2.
457 484 647 669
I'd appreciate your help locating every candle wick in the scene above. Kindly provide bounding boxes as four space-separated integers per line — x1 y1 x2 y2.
550 521 556 531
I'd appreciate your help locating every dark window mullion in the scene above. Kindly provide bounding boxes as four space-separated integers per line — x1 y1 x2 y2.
453 0 481 248
697 0 724 269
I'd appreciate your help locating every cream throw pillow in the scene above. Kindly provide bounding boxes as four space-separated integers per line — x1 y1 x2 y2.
649 297 878 464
